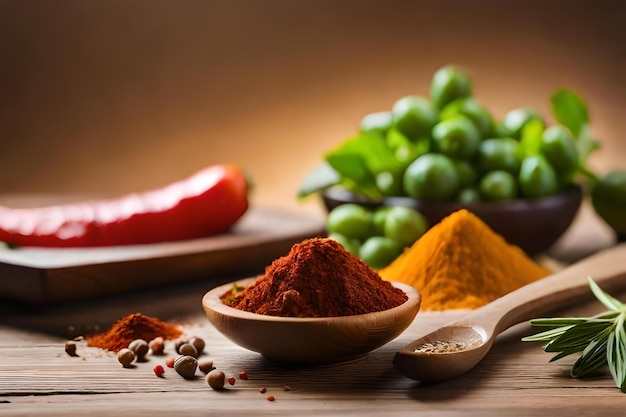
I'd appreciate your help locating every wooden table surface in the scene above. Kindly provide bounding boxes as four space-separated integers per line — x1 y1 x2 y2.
1 202 625 417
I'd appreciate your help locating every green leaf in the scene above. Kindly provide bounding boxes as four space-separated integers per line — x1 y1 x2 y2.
325 152 372 184
528 318 590 327
297 162 341 198
523 278 626 392
522 325 575 342
607 314 626 390
545 320 612 352
519 118 544 157
572 338 609 377
550 348 585 362
589 276 625 311
328 131 400 174
550 88 589 137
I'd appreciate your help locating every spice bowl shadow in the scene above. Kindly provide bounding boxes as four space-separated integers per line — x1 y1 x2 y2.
202 278 421 364
321 185 583 256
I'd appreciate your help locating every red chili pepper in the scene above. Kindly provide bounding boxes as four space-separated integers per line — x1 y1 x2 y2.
0 164 249 247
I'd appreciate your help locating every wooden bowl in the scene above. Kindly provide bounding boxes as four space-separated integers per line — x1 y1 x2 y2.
202 278 421 363
322 185 583 256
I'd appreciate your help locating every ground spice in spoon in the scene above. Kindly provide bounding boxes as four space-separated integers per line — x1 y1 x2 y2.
226 237 407 317
87 313 182 352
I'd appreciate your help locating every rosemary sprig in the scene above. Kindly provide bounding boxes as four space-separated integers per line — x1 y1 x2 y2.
522 276 626 392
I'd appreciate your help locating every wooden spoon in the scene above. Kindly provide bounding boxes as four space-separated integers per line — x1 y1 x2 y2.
394 243 626 383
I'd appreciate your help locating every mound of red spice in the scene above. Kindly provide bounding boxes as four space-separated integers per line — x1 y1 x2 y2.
87 313 182 352
226 237 408 317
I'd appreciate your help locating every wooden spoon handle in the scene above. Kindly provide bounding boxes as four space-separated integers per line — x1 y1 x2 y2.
478 244 626 335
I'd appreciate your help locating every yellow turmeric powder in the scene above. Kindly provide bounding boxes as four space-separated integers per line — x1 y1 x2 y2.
378 209 551 310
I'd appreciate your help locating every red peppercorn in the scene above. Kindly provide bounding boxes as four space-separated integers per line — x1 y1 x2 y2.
259 387 267 393
165 357 175 368
239 371 248 380
227 376 236 385
153 364 165 377
267 395 275 401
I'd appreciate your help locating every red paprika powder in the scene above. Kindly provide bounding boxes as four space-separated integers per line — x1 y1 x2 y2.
87 313 182 352
226 237 407 317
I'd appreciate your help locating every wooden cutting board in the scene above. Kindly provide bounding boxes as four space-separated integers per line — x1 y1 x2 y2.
0 207 325 305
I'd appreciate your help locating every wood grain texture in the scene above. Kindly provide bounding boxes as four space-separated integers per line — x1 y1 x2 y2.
1 295 626 416
0 192 623 415
395 244 626 382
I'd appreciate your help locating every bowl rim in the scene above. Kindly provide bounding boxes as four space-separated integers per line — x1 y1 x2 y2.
202 278 421 323
322 184 583 210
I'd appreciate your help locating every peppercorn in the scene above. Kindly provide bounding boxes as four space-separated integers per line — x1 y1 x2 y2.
227 376 236 386
117 348 135 368
64 341 78 357
259 387 267 394
174 339 188 354
174 355 198 379
178 342 198 358
198 359 215 374
267 395 275 402
128 339 149 361
148 337 165 355
165 357 175 368
207 369 225 390
189 336 205 355
283 385 291 391
153 364 165 377
239 371 248 380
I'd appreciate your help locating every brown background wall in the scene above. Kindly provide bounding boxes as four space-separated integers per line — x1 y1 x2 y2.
0 0 624 212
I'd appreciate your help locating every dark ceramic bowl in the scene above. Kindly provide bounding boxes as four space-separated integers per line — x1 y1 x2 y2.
321 186 583 256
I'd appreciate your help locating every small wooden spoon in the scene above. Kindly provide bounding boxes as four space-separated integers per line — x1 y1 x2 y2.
394 243 626 383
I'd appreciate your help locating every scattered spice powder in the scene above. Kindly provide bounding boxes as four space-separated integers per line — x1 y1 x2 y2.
379 209 551 311
87 313 182 352
226 237 407 317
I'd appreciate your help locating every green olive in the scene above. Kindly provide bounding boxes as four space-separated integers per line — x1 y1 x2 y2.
375 170 405 196
327 232 361 256
457 186 482 204
591 171 626 237
326 204 374 241
453 160 479 189
518 155 559 198
479 170 518 201
477 138 523 175
360 111 393 135
403 153 460 201
359 236 403 269
431 115 481 160
383 206 428 248
430 66 472 110
391 96 438 141
540 125 579 182
440 97 495 139
372 206 392 236
497 108 543 139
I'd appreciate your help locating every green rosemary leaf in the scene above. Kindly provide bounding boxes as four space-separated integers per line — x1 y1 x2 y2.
549 348 586 362
607 314 626 390
522 325 574 342
546 321 612 352
528 318 590 327
572 338 609 378
588 276 624 311
607 331 620 387
524 277 626 392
